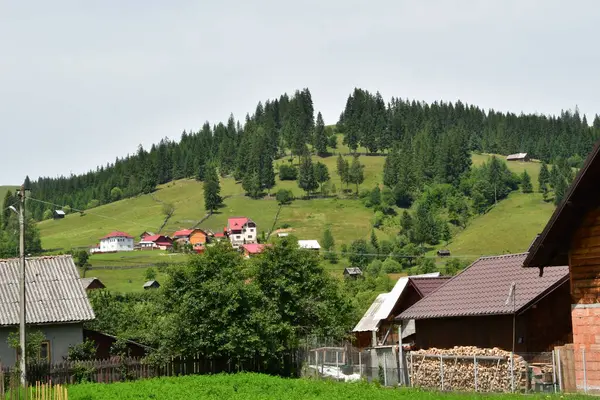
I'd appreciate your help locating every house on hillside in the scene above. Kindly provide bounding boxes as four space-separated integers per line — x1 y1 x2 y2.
80 277 106 291
353 273 449 349
99 231 134 252
241 243 266 258
143 280 160 290
139 235 173 250
506 153 530 162
53 210 65 219
84 329 151 359
523 139 600 390
227 217 257 248
172 229 208 247
298 240 321 250
0 255 95 365
343 267 363 279
139 231 155 241
398 253 572 353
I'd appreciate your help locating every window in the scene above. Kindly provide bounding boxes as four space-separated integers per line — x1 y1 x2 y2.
248 235 253 239
39 340 50 363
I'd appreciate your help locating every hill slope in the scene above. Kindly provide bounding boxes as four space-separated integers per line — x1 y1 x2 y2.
38 151 553 262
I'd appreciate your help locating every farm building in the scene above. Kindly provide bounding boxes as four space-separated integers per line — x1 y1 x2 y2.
523 139 600 390
241 243 266 258
352 273 449 349
437 249 451 257
99 231 134 252
53 210 66 219
139 235 173 250
173 229 209 247
343 267 363 279
0 255 95 365
506 152 529 162
398 253 572 353
227 217 257 248
143 280 160 290
80 277 106 291
139 231 155 240
298 240 321 250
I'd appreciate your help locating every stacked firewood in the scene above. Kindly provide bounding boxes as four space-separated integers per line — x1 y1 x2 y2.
408 347 528 392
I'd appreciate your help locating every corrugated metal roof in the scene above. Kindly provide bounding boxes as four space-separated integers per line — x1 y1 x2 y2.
0 255 95 326
506 153 528 160
298 240 321 249
398 253 569 320
352 272 441 332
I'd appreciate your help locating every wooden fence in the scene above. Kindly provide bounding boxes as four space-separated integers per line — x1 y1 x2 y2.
5 352 303 386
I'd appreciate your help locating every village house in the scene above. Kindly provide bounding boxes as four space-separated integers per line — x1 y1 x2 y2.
241 243 266 258
227 217 257 248
99 231 134 252
172 229 209 247
506 152 530 162
0 255 95 365
80 277 106 291
53 210 65 219
398 253 572 353
298 240 321 250
353 273 449 349
523 140 600 391
139 234 173 250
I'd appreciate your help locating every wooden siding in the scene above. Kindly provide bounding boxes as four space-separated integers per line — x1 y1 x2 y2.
569 206 600 304
190 230 207 246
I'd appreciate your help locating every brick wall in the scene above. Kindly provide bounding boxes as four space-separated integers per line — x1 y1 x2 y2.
572 304 600 391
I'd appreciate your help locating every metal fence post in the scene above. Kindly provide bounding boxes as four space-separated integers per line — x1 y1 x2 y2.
336 351 339 381
557 348 563 392
440 355 444 391
359 351 362 378
474 355 478 392
551 350 557 393
510 352 515 393
410 351 414 387
583 348 588 394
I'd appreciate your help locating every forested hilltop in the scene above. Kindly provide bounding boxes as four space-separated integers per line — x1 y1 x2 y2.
22 87 600 220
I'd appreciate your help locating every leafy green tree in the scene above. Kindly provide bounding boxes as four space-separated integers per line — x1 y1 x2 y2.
488 155 503 204
203 164 222 213
110 187 123 202
276 189 293 205
383 257 401 273
417 258 437 274
145 268 157 281
278 164 298 180
440 222 451 246
521 170 533 193
321 227 337 263
313 162 330 195
348 155 365 194
298 156 318 197
336 154 349 189
75 249 91 277
348 239 370 267
400 210 413 233
370 230 379 252
327 135 337 149
412 202 440 245
370 186 381 206
538 162 550 191
42 209 52 220
314 112 327 156
8 329 46 363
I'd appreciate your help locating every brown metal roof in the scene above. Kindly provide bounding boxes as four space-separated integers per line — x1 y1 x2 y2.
398 253 569 320
409 276 451 297
524 139 600 269
0 255 95 325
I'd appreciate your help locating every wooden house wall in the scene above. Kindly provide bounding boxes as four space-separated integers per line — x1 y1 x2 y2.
190 230 207 246
569 206 600 304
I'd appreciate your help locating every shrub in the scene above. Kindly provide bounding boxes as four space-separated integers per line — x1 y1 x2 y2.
276 189 294 205
372 211 384 228
383 257 402 273
278 164 298 180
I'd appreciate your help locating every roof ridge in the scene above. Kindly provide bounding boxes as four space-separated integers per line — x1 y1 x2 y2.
0 254 72 263
477 252 528 260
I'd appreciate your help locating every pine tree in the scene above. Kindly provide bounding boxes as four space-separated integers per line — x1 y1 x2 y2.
261 155 276 195
298 156 318 197
348 155 365 194
322 227 337 263
383 149 398 188
243 171 262 199
538 162 550 192
370 229 379 252
521 170 533 193
554 177 567 205
412 202 440 245
314 112 327 156
400 210 413 233
313 162 330 195
203 164 222 213
2 190 15 229
488 156 502 204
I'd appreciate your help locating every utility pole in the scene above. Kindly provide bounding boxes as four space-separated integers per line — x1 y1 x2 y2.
18 185 26 388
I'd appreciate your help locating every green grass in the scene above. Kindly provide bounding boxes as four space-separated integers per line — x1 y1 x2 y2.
66 373 585 400
472 153 542 190
84 267 168 293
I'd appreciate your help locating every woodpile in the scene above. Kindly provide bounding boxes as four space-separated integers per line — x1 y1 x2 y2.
408 346 528 392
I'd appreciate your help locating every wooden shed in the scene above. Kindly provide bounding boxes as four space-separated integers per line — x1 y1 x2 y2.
524 139 600 390
398 253 572 353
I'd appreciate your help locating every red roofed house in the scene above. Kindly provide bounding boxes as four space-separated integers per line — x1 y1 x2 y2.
242 243 266 258
227 217 257 248
398 253 572 353
99 231 134 252
523 139 600 391
139 235 173 251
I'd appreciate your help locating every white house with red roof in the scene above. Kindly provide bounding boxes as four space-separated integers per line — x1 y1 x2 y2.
227 217 257 248
99 231 134 252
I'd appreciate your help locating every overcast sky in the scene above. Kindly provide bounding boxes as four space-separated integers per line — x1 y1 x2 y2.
1 0 599 185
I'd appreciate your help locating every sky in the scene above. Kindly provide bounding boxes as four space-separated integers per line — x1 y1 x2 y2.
1 0 599 185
